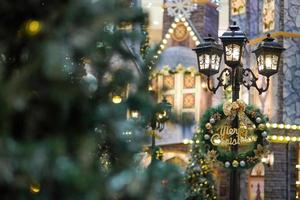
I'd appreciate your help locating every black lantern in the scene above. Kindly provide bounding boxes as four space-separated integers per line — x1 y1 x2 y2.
193 35 223 76
252 34 285 77
220 22 247 68
156 97 172 124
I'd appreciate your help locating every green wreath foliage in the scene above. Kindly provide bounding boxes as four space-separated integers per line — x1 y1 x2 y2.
197 102 270 169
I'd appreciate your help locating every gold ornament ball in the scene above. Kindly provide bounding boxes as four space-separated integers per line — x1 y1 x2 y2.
29 182 40 194
205 123 212 130
258 123 266 130
232 160 239 168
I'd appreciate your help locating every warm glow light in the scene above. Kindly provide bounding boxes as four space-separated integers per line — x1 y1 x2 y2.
168 28 174 33
261 157 267 163
272 123 278 128
271 135 277 140
201 82 207 89
279 124 284 129
26 20 42 36
285 136 291 141
183 139 189 144
131 111 139 118
213 138 221 145
30 183 40 193
265 56 272 69
279 136 284 141
153 21 159 25
112 95 122 104
285 124 291 129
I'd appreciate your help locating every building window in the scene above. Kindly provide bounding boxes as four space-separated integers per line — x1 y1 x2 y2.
231 0 246 16
184 74 195 89
183 93 195 108
263 0 275 32
163 75 175 89
248 163 265 200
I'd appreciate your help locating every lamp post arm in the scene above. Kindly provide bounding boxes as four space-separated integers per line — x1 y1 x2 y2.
207 68 232 94
242 68 270 94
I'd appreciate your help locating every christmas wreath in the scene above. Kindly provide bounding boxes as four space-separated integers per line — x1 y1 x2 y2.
198 100 269 169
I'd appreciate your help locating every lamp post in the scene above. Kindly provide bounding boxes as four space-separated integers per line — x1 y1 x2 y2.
193 22 285 200
149 96 172 161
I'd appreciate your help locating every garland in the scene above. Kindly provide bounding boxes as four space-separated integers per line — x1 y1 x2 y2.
196 100 269 169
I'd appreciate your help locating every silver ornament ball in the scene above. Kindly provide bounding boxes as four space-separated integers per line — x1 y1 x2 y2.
204 134 210 140
256 117 262 123
225 161 231 168
261 131 268 137
240 160 246 167
209 118 216 124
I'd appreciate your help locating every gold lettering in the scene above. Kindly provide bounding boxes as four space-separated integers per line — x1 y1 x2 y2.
211 125 256 146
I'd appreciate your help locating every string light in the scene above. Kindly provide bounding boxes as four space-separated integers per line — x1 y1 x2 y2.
155 17 201 57
112 95 122 104
268 135 300 143
25 20 42 36
29 182 40 194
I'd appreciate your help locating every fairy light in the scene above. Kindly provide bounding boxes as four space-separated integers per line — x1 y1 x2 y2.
279 124 284 129
112 95 122 104
155 17 200 57
25 20 42 36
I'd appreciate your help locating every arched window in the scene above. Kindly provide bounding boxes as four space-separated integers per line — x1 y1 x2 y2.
248 163 265 200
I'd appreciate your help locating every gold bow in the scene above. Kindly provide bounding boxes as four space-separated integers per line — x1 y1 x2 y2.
147 130 162 139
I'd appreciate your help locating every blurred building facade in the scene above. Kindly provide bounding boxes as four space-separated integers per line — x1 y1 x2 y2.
139 0 300 199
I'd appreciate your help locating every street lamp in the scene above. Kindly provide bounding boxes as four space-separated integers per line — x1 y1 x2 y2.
220 22 247 67
194 34 223 76
149 96 172 162
252 33 285 77
192 22 285 200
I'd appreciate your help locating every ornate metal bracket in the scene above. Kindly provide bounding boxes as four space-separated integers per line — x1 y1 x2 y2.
242 68 270 94
207 68 232 93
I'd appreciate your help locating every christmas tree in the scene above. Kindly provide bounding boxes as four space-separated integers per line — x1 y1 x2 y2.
185 128 218 200
0 0 184 199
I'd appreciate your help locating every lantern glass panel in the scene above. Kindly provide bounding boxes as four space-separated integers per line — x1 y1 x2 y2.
211 54 221 70
199 54 210 70
225 44 241 61
257 55 264 71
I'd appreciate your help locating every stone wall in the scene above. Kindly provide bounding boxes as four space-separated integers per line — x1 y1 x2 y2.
283 0 300 124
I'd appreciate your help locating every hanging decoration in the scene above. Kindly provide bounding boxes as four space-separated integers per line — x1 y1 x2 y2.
197 100 270 169
165 0 197 19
